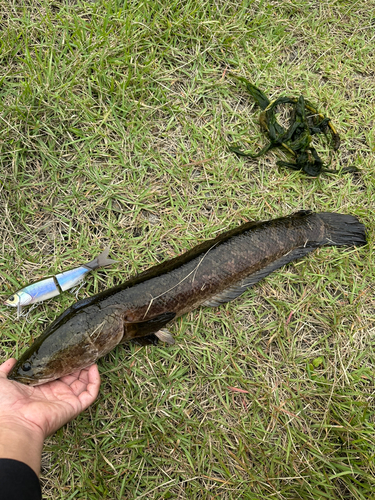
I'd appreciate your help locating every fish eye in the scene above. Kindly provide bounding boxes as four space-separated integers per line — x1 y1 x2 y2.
9 295 15 302
22 362 32 372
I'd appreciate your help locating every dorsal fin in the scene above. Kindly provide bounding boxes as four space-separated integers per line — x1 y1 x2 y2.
202 245 317 307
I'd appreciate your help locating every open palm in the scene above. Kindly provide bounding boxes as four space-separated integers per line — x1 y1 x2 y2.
0 358 100 439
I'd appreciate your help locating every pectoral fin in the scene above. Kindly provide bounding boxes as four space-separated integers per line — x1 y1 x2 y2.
123 311 176 343
131 334 159 346
130 329 175 346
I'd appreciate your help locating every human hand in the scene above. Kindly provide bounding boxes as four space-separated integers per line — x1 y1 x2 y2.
0 358 100 475
0 358 100 439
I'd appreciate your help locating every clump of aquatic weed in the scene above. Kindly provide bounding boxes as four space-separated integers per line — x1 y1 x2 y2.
228 73 358 176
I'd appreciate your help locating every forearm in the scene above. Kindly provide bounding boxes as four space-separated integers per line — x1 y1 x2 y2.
0 421 44 476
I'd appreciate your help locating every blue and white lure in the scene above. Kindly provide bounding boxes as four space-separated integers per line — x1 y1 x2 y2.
4 247 117 316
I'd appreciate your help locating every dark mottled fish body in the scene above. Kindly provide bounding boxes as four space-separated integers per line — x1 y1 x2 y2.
8 211 366 385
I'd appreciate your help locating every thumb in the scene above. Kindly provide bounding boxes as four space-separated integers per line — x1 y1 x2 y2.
0 358 17 377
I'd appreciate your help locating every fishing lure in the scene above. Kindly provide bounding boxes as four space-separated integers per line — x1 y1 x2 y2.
4 247 117 315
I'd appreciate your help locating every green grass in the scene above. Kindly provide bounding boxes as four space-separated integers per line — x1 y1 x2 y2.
1 0 374 498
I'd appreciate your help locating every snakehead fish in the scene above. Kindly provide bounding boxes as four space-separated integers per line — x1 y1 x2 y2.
8 211 366 386
4 248 117 314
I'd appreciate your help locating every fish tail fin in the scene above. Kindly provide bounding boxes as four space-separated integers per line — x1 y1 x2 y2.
318 213 367 247
203 212 366 309
85 247 118 270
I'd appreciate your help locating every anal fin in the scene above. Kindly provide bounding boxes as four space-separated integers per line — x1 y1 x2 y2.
202 245 317 307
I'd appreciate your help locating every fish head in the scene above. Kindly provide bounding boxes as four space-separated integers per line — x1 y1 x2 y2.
7 333 80 386
4 291 33 307
8 352 93 386
7 355 55 386
8 318 97 386
7 332 96 386
8 300 124 386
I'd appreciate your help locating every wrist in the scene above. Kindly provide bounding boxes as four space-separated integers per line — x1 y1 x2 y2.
0 419 44 476
0 415 45 438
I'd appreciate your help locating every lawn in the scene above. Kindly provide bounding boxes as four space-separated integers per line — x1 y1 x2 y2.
0 0 374 498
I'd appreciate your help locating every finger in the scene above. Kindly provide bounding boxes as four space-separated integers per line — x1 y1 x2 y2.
67 368 91 396
59 366 91 387
59 371 84 387
67 365 98 397
77 364 101 410
0 358 17 377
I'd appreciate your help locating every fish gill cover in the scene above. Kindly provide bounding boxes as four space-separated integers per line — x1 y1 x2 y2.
228 74 359 177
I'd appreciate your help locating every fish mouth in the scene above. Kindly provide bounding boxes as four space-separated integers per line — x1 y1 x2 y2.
8 373 53 386
8 374 34 385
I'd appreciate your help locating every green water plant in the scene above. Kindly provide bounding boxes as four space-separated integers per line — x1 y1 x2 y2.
229 74 358 176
